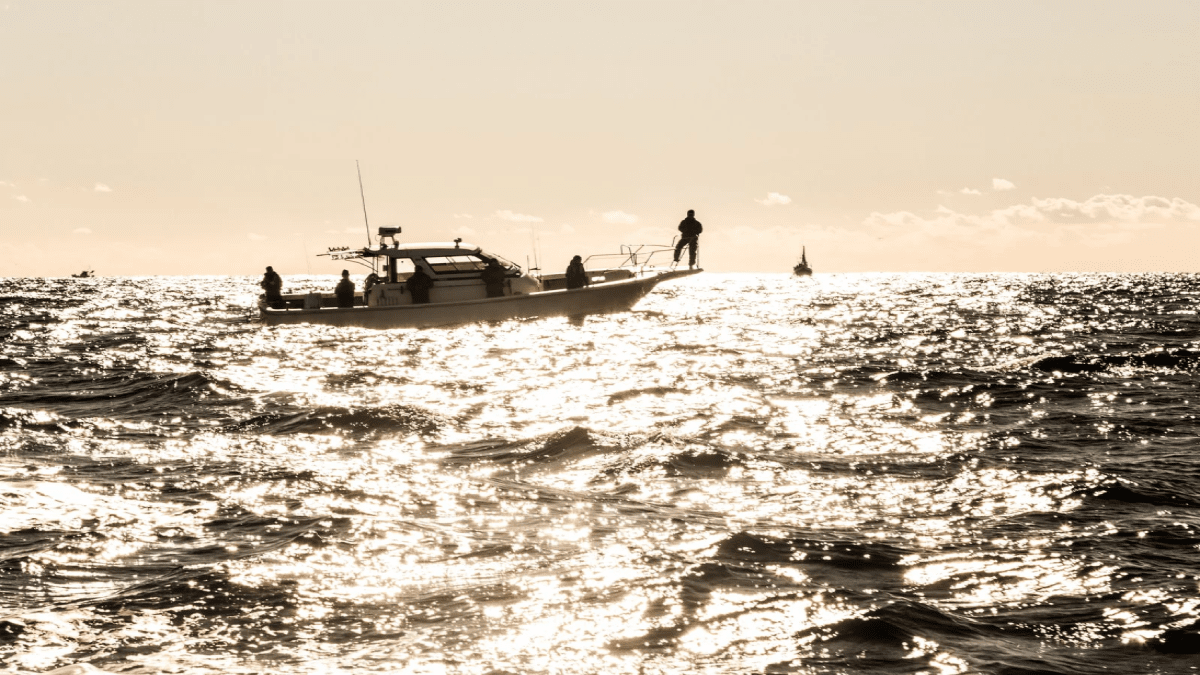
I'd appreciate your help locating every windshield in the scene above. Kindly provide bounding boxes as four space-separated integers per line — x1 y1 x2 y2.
424 255 488 274
481 252 521 272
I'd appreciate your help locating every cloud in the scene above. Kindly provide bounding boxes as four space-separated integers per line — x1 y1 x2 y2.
865 194 1200 233
94 183 112 193
248 233 268 241
992 178 1016 191
13 195 29 202
849 194 1200 271
755 192 792 206
601 210 638 224
453 213 474 219
1029 194 1200 222
494 210 543 223
73 227 92 235
960 188 982 195
0 181 13 188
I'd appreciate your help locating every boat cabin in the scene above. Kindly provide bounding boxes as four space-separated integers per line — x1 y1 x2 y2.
359 241 540 306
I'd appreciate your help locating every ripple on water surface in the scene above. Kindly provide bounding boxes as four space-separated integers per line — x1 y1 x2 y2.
2 273 1200 673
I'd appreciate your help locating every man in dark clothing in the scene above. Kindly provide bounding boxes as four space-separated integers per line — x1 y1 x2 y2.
480 258 507 298
673 209 703 268
565 255 589 289
335 270 355 308
261 266 284 308
406 265 434 304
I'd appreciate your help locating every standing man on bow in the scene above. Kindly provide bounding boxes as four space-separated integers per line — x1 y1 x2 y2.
673 209 703 269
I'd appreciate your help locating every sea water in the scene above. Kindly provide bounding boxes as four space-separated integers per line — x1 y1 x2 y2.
2 273 1199 674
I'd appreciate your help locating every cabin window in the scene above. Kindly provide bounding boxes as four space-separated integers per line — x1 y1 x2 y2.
424 255 487 275
384 258 416 283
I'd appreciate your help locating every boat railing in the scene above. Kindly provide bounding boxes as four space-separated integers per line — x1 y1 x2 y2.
583 243 677 274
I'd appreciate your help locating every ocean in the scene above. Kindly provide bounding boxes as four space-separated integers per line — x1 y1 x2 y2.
2 272 1199 674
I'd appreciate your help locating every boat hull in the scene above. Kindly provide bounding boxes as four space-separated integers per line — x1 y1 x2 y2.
260 268 700 328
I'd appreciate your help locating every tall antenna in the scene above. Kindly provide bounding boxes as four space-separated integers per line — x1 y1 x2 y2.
531 225 541 272
356 160 371 246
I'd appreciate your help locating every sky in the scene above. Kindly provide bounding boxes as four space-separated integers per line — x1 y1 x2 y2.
2 0 1198 276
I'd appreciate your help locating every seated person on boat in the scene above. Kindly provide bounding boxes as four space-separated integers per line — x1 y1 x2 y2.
565 255 589 289
335 270 356 307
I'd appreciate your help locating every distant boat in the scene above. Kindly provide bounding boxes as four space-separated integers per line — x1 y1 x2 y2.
793 248 812 277
72 270 94 278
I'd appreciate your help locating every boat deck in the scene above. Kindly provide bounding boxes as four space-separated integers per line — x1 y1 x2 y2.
260 268 700 329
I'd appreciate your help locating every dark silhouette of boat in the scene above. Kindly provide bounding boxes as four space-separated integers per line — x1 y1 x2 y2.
260 232 699 329
793 248 812 276
261 165 699 328
71 270 94 278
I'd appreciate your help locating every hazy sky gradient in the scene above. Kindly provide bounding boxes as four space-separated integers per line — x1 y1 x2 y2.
2 1 1198 275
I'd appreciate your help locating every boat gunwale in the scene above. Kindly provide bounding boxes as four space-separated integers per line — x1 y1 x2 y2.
259 267 699 317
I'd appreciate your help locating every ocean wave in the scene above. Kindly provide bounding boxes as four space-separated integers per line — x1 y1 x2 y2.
1152 621 1200 654
440 426 606 464
323 370 413 389
799 600 989 647
438 426 756 481
0 371 242 413
228 403 448 437
1031 348 1200 374
709 531 906 570
869 369 976 385
0 407 76 433
1070 481 1200 509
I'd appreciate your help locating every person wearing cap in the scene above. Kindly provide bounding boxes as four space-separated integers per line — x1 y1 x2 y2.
261 266 284 308
335 270 356 308
565 255 589 289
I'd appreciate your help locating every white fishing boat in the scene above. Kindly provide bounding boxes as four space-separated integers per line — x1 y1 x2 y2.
259 229 699 329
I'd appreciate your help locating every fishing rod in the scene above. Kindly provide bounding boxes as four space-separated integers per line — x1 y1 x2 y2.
356 160 371 247
529 225 542 275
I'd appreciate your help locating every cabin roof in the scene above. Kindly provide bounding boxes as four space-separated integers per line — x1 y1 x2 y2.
369 242 484 258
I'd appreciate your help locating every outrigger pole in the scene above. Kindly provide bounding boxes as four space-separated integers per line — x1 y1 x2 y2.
356 160 371 247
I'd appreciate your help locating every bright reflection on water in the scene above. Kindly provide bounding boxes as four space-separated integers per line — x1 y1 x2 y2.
2 273 1200 673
